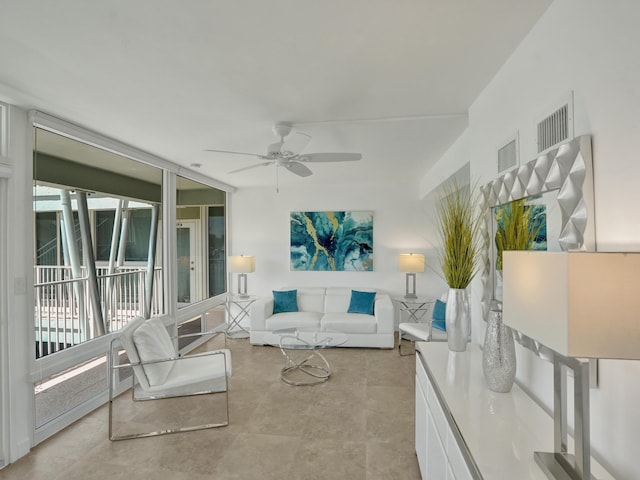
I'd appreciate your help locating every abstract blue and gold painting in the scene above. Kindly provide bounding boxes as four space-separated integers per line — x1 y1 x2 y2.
290 211 373 271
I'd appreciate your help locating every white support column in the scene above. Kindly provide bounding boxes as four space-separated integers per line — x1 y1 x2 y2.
8 106 35 462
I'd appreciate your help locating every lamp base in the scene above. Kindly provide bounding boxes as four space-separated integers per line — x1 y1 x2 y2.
404 272 417 299
534 452 598 480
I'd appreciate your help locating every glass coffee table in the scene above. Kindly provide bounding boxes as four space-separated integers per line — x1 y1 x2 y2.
274 328 348 386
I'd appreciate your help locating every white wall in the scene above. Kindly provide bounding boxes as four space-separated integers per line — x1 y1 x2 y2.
422 1 640 478
230 181 449 320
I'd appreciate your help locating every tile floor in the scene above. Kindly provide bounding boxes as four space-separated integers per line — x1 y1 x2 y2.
0 335 421 480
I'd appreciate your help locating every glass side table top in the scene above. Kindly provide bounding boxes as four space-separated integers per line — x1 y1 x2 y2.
393 296 435 323
227 294 258 302
392 296 435 306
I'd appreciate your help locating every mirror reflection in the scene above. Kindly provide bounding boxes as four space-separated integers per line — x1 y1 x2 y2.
491 190 560 301
176 175 226 307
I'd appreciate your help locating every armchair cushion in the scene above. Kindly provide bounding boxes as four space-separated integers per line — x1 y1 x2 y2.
347 290 376 315
273 289 298 314
132 317 177 386
156 349 231 394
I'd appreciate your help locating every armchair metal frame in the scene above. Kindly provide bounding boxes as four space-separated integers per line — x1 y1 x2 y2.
108 317 231 441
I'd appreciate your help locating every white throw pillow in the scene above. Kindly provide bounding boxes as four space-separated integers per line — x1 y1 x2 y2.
132 317 176 386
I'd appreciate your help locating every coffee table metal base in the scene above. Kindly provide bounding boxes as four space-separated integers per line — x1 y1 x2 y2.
280 349 332 386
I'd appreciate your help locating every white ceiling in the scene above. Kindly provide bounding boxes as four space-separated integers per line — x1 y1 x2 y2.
0 0 552 190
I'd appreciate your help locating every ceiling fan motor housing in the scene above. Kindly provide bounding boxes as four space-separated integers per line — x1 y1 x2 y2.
272 122 292 139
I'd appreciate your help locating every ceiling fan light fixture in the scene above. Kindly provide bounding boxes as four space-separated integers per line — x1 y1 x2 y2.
267 141 282 155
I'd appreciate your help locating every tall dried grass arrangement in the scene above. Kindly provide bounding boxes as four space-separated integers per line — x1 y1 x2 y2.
436 180 482 289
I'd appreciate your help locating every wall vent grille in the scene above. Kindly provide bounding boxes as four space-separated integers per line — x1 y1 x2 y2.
498 137 518 173
537 103 570 153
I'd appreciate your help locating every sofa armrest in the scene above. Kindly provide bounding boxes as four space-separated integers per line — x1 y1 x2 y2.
250 296 274 331
374 294 394 334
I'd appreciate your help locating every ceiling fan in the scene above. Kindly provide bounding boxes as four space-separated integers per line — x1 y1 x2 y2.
205 122 362 181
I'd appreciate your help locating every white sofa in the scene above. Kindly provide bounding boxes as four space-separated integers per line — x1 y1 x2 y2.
249 287 394 349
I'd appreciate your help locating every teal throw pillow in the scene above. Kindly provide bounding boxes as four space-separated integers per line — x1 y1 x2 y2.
432 299 446 331
273 290 298 314
432 320 446 332
347 290 376 315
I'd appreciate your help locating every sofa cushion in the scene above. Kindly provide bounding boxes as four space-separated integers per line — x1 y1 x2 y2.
297 287 326 312
347 290 376 315
322 312 377 334
266 311 323 330
324 291 350 312
279 287 326 312
324 287 376 313
273 290 298 314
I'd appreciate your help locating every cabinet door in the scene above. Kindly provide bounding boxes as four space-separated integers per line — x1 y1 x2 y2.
426 407 448 479
447 429 473 480
415 373 428 478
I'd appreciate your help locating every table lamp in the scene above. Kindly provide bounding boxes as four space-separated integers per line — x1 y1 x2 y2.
228 255 255 298
503 251 640 480
398 253 424 299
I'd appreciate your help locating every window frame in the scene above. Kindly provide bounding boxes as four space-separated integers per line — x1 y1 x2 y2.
29 111 234 443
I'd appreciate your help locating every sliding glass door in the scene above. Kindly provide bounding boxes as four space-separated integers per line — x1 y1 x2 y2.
29 114 230 445
33 126 164 436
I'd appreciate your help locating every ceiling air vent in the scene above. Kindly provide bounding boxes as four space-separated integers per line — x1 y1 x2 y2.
537 96 573 154
497 134 518 173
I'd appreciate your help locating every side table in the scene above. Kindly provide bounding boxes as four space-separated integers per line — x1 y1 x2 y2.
224 294 257 338
393 296 438 355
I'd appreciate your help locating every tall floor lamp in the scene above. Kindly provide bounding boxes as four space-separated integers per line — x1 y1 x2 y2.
228 255 255 298
503 251 640 480
398 253 424 299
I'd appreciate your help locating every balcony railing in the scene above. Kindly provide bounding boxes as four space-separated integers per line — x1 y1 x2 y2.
34 265 163 358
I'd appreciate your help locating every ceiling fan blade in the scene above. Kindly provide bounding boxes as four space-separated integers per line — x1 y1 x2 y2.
298 152 362 163
228 162 273 174
205 148 264 158
283 161 313 177
280 132 311 157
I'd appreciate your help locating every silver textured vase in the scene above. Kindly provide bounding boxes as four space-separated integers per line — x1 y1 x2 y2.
445 288 470 352
482 309 516 393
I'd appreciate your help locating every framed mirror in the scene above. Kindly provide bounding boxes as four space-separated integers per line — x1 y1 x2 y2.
480 135 596 322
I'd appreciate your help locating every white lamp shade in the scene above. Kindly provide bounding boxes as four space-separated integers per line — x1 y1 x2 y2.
398 253 425 273
228 255 255 273
502 251 640 359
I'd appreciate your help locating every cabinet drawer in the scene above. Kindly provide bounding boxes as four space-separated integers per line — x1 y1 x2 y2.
417 354 448 441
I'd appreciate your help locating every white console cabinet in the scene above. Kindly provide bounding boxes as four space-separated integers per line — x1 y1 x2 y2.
415 342 614 480
416 345 474 479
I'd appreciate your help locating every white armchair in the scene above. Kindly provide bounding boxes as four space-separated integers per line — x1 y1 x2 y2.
108 316 232 440
398 297 447 355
